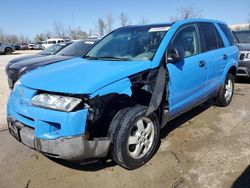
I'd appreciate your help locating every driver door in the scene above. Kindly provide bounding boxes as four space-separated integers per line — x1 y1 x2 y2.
167 24 208 116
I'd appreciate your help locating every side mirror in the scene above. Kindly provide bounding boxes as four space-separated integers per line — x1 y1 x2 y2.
166 47 184 62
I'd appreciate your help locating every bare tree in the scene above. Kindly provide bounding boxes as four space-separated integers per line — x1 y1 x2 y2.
53 21 68 38
106 14 114 33
34 33 46 42
120 13 130 27
19 35 30 43
70 27 88 40
139 17 149 25
0 28 5 43
170 6 202 22
97 18 106 37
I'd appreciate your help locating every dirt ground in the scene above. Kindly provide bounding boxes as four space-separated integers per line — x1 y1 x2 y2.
0 52 250 188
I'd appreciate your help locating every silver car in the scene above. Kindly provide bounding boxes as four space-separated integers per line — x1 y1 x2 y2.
0 42 15 54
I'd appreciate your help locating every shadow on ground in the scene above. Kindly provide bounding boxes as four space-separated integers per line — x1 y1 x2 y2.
236 77 250 84
48 157 117 171
160 99 213 139
231 165 250 188
50 100 213 171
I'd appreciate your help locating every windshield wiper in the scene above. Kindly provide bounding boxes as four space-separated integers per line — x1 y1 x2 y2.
98 56 131 61
83 55 99 60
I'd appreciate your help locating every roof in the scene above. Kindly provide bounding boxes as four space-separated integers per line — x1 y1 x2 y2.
117 18 227 31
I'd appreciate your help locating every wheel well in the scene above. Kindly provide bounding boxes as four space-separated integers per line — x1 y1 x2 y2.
228 66 237 78
5 47 12 52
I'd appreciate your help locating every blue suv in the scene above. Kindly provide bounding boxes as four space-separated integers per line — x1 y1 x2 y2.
7 19 238 169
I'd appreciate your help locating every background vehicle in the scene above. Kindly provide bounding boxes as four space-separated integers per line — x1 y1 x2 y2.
42 38 65 49
34 41 44 50
14 44 20 50
234 29 250 78
7 19 238 170
20 43 28 50
28 43 36 50
0 42 15 55
6 39 98 88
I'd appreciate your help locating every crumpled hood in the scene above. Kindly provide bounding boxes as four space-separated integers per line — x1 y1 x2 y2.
20 57 151 94
237 43 250 51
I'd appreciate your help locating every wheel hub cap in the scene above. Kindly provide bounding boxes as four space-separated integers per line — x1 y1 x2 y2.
127 117 155 159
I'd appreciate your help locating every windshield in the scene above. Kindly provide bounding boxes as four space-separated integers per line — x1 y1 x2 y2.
84 25 170 61
234 30 250 43
56 41 96 57
40 43 70 55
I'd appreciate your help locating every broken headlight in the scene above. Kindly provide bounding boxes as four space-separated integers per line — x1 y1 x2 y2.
31 94 82 112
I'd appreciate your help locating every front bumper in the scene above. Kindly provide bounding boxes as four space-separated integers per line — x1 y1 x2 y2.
7 84 110 160
7 117 110 160
237 61 250 77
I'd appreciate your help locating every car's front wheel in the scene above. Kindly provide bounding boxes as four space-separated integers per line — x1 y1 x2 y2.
4 48 12 55
215 73 235 107
109 105 160 169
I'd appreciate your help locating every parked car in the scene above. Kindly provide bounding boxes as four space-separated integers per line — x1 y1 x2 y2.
28 43 36 50
7 19 238 169
34 42 44 50
234 29 250 78
14 44 21 50
20 43 28 50
6 40 97 88
0 42 15 54
42 38 65 49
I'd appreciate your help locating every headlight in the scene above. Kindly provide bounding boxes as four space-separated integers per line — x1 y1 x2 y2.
31 94 82 112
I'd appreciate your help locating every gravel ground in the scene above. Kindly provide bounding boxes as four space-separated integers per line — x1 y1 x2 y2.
0 51 250 188
0 51 40 130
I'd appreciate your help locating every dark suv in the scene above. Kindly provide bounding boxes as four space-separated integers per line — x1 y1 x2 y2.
234 29 250 78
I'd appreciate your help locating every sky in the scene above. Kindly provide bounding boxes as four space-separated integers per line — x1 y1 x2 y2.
0 0 250 39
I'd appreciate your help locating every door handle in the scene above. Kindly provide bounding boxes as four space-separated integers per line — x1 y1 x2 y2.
223 54 228 60
199 61 206 67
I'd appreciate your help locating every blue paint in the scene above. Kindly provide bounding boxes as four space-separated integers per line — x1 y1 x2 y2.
7 19 238 143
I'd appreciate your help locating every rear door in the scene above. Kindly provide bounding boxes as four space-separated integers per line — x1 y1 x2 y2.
167 24 208 116
197 22 226 96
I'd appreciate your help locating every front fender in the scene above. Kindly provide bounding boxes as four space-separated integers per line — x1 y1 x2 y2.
90 78 132 98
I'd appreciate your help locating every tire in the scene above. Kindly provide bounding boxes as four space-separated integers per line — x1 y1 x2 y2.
215 73 235 107
4 48 12 55
109 105 160 169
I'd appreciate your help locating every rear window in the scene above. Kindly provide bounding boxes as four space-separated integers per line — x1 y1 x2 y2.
218 24 235 46
198 23 224 52
234 30 250 43
57 41 95 57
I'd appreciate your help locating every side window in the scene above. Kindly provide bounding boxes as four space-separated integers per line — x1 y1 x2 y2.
218 23 235 46
170 24 200 58
198 23 224 52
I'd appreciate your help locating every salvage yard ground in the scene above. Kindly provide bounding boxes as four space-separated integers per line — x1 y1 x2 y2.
0 51 250 188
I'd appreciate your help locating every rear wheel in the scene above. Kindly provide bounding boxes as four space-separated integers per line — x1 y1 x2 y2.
109 105 160 169
4 48 12 55
215 73 235 107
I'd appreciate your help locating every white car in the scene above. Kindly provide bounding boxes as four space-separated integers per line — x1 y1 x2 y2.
42 38 65 49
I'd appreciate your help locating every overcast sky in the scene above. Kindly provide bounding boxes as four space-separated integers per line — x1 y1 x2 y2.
1 0 249 38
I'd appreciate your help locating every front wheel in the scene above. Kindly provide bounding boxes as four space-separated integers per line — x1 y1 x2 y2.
215 73 235 107
109 105 160 169
4 48 12 55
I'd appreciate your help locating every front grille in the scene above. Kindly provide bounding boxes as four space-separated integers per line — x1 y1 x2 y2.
237 69 246 74
239 53 245 60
